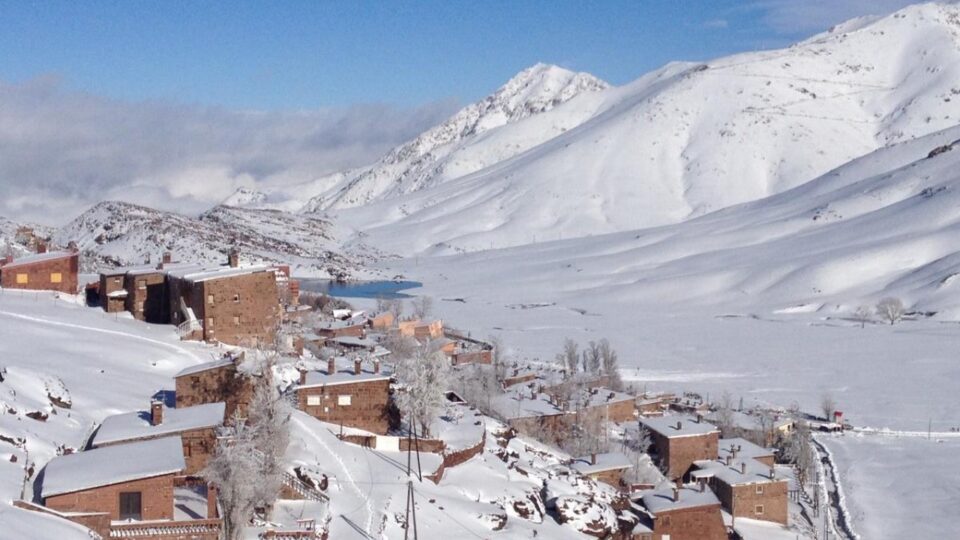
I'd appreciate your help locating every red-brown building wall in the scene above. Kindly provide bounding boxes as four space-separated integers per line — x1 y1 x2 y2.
45 473 176 521
1 254 78 294
651 431 719 480
96 427 217 475
175 364 253 418
712 478 789 525
651 503 727 540
297 379 392 434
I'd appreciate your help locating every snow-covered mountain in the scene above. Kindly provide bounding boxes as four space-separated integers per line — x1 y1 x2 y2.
52 201 381 278
0 216 54 257
330 2 960 255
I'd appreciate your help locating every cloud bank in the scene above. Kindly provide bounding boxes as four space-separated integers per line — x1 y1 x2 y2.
0 76 457 225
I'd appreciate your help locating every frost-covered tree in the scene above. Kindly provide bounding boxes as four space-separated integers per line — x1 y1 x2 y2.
488 335 508 383
714 391 737 438
245 362 292 513
556 339 579 378
394 343 449 437
853 305 872 328
876 297 905 325
598 339 623 391
204 411 260 540
780 420 815 486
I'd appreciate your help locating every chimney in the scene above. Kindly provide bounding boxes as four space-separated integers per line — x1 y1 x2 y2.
769 466 776 480
150 400 163 426
740 462 747 475
695 414 702 423
327 357 336 375
36 241 47 254
699 479 706 492
590 453 597 465
162 251 172 265
672 486 680 502
675 420 682 430
354 358 362 375
725 455 732 466
67 241 78 253
373 359 381 374
228 248 240 268
206 483 219 519
299 369 307 385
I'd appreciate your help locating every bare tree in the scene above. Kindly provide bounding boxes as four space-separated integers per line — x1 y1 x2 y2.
393 343 449 437
853 305 872 328
598 339 623 391
584 341 602 375
714 391 737 438
411 296 433 320
876 297 905 325
780 420 815 486
245 357 292 514
488 335 508 383
556 339 579 378
820 393 837 422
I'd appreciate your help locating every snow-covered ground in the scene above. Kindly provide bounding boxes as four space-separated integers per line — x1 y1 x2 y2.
823 434 960 539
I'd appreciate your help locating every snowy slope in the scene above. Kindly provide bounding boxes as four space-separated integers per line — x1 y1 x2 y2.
52 201 383 278
336 2 960 255
0 217 54 258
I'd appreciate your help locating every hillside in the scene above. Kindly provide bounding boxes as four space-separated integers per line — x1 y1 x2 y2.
51 201 382 278
332 2 960 255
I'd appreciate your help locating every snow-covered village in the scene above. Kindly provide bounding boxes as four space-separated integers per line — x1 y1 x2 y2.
2 2 960 539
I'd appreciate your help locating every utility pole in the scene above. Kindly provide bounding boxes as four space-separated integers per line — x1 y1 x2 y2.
404 416 422 540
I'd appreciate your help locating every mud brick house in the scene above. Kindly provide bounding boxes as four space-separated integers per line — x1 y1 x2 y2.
692 457 789 525
577 387 637 423
398 319 443 341
0 249 79 294
492 388 568 442
39 437 220 539
175 354 254 417
571 452 632 487
326 336 391 358
639 483 728 540
640 416 720 480
316 318 367 339
296 357 394 434
368 311 395 329
91 401 226 474
167 264 281 347
718 437 776 468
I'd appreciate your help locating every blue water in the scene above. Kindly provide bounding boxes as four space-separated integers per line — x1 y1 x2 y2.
297 279 422 299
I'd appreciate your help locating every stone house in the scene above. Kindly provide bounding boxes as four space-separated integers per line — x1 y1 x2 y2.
0 249 79 294
174 354 254 417
39 437 219 539
296 357 395 434
692 457 789 525
398 319 443 341
315 319 367 339
639 483 728 540
571 452 632 488
368 311 395 329
90 401 226 474
167 264 281 347
640 416 720 480
718 437 776 468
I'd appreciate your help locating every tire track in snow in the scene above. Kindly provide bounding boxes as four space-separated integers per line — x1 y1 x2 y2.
292 415 375 537
0 310 204 361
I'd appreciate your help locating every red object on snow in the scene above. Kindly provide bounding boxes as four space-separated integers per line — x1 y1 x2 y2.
834 411 843 420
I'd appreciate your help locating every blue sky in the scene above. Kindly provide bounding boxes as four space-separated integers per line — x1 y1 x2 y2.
0 0 917 109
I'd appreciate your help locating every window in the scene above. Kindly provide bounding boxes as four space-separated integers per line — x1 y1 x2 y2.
756 485 764 495
119 492 142 521
50 272 62 283
307 395 321 406
233 316 240 325
137 280 146 290
207 294 214 304
661 516 671 526
207 317 214 327
755 504 764 515
15 273 28 284
338 395 352 406
113 277 121 285
233 293 240 303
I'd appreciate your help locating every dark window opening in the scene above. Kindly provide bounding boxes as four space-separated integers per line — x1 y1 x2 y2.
119 491 142 520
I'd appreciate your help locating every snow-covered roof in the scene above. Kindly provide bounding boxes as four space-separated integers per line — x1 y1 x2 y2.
571 452 632 475
2 251 75 269
174 357 236 378
296 357 392 389
640 484 721 513
693 458 789 487
328 336 377 348
316 319 365 330
490 389 564 420
92 402 226 446
733 517 800 540
718 437 775 461
166 264 273 283
106 290 128 298
126 262 202 276
706 410 793 432
579 387 635 408
41 437 185 498
640 415 719 438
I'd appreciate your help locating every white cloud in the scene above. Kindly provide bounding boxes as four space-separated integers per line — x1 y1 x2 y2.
0 76 458 225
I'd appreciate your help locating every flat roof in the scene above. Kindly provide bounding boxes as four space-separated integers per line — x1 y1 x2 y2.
693 459 789 487
41 437 185 498
2 251 76 269
174 357 236 378
571 452 633 475
166 264 272 283
296 357 392 389
92 402 225 446
641 484 721 513
718 437 775 461
640 415 720 438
